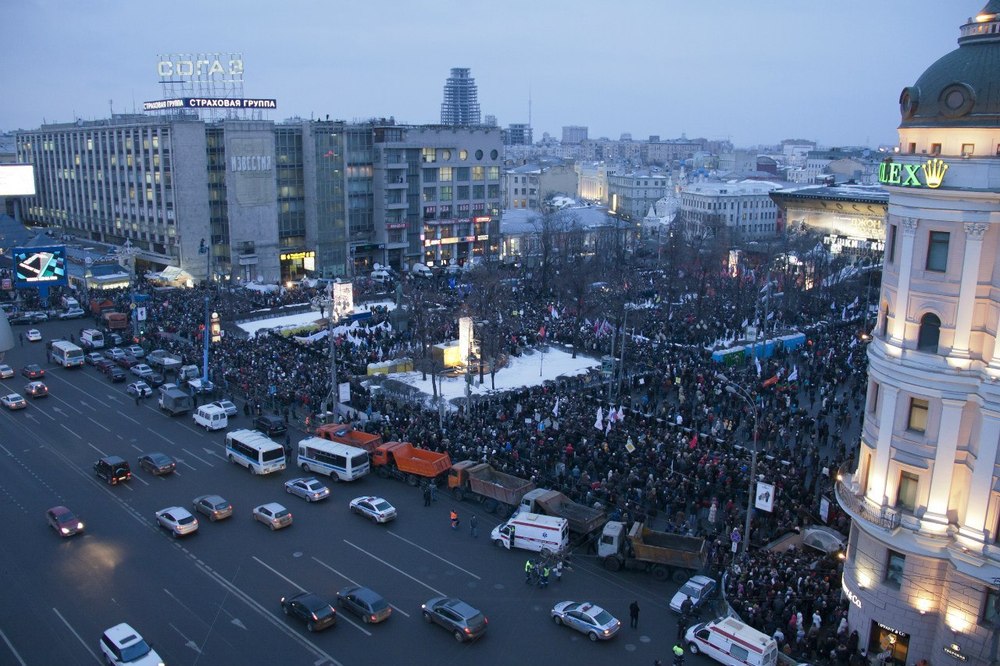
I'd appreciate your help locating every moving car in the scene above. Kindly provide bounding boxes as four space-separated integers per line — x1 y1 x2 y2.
349 496 397 524
0 364 13 378
192 494 233 521
337 586 392 624
670 574 717 614
155 506 199 537
99 622 163 666
108 367 127 383
254 413 286 436
421 596 488 642
280 592 337 632
212 399 238 417
284 477 330 502
252 502 293 530
25 328 42 342
94 455 131 485
138 452 176 476
21 364 45 379
1 393 27 410
46 505 84 537
126 381 153 398
59 307 85 319
551 601 621 641
24 381 48 398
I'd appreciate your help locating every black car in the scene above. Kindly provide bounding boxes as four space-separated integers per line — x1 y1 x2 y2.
421 596 488 642
254 414 287 437
146 372 166 388
108 367 127 383
338 586 392 624
138 452 176 476
94 456 131 485
280 592 336 632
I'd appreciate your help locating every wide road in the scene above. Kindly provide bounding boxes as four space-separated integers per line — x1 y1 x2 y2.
0 318 713 666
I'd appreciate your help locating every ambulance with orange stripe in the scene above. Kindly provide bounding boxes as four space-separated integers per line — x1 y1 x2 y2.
685 616 778 666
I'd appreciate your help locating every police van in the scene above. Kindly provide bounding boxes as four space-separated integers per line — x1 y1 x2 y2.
491 512 568 554
193 404 228 431
685 616 777 666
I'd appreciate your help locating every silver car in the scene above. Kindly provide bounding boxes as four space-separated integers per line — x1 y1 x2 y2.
284 477 330 503
253 502 293 530
192 494 234 521
551 601 621 641
155 506 199 537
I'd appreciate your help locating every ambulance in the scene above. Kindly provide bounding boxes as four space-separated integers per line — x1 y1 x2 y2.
684 616 778 666
490 512 568 554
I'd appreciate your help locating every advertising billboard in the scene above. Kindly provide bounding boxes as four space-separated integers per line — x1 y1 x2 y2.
0 164 37 196
12 246 68 287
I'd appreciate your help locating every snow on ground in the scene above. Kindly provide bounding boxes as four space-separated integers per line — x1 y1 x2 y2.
237 300 396 337
382 346 600 401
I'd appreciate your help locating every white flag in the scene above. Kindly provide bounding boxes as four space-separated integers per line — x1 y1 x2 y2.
754 355 762 377
787 366 798 382
552 397 560 417
594 407 604 431
617 405 625 422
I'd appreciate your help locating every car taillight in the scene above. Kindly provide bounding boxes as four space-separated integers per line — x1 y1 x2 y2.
370 615 377 622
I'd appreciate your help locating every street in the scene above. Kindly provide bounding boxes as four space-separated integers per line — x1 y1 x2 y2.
0 318 710 666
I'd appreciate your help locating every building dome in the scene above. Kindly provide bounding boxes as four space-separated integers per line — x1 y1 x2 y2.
899 1 1000 128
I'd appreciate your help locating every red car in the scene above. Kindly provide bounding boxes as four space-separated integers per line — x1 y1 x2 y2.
21 364 45 379
46 506 85 537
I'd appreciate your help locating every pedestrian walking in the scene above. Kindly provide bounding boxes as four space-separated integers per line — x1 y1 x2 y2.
525 559 535 584
423 485 432 507
676 613 689 641
449 509 459 529
630 600 640 628
19 332 23 347
135 393 140 407
470 514 478 538
430 479 438 502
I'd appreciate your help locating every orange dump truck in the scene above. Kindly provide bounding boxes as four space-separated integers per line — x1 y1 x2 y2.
373 441 452 485
316 425 383 454
447 461 535 518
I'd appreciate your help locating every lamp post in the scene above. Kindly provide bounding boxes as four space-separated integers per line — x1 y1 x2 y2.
721 376 759 557
199 239 211 383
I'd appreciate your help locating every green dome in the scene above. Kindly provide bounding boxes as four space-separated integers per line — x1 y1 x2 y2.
899 1 1000 128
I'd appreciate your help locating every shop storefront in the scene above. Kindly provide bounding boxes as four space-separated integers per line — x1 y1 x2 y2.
868 620 909 665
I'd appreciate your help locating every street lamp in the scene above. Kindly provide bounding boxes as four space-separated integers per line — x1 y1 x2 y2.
199 239 212 383
720 375 759 557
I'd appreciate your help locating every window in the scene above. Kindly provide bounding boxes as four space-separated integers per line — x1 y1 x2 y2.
439 186 452 201
930 143 941 155
962 143 975 156
869 381 879 414
908 143 916 154
881 304 889 337
926 231 949 272
917 313 941 353
897 471 919 511
908 398 928 433
439 167 453 182
884 550 905 588
888 224 897 263
983 588 1000 626
471 166 485 181
421 148 435 163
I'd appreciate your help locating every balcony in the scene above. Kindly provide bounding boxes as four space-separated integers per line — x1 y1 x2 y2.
834 465 902 531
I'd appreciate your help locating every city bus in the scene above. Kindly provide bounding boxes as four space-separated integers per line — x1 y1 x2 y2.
224 429 286 475
297 436 370 481
50 340 85 368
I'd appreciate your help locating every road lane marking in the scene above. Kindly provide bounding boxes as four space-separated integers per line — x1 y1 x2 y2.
178 458 197 471
87 416 111 431
251 556 371 636
131 473 150 486
310 556 409 617
146 427 174 445
29 406 55 421
342 540 446 597
117 411 141 425
385 531 481 580
182 447 216 467
0 628 27 666
87 442 108 457
60 424 82 439
52 607 101 664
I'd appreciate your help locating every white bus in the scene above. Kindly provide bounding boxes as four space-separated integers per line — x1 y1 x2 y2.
297 436 370 481
225 429 286 475
50 340 85 368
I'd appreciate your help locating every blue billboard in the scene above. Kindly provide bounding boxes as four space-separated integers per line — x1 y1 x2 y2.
12 245 68 287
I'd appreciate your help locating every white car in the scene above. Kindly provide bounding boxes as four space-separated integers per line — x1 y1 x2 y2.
670 574 717 613
25 329 42 342
155 506 199 537
84 352 105 365
1 393 28 410
131 363 154 378
212 399 238 417
126 381 153 398
59 307 86 319
125 344 145 358
0 364 13 379
284 477 330 502
253 502 293 530
349 496 397 524
99 622 164 666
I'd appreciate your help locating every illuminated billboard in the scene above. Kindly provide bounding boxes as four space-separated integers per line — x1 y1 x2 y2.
143 98 276 111
0 164 36 196
12 246 68 287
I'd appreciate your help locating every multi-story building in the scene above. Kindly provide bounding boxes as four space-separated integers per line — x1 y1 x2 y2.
561 125 588 144
678 180 782 241
503 123 533 146
836 3 1000 664
15 116 503 282
504 161 578 211
607 169 670 222
576 162 611 204
440 67 481 127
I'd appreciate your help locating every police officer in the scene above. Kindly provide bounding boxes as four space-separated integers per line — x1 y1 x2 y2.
539 564 550 588
672 644 685 666
525 559 535 584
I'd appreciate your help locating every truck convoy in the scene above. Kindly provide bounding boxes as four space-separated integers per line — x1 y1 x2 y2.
447 461 535 519
316 425 383 453
519 488 607 536
597 520 707 583
102 311 128 332
373 441 452 485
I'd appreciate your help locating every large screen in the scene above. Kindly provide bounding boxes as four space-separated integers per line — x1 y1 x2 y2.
12 246 68 287
0 164 36 196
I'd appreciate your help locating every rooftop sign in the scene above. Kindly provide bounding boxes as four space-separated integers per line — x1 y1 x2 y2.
878 157 949 189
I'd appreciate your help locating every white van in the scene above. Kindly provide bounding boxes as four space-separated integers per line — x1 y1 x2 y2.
411 263 433 279
490 512 568 554
370 269 392 285
81 328 105 349
193 404 228 431
685 616 777 666
61 295 80 309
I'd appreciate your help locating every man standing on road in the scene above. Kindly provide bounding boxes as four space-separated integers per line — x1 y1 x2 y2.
135 393 140 407
629 600 640 628
470 514 478 538
450 509 459 529
423 485 432 507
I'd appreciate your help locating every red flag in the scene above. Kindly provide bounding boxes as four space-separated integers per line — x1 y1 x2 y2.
688 434 698 449
537 325 546 340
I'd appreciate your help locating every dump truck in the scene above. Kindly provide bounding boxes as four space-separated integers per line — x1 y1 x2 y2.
158 386 193 416
89 297 115 315
316 424 383 454
448 461 535 518
372 441 451 485
519 487 607 536
147 349 183 372
102 311 128 331
597 520 707 583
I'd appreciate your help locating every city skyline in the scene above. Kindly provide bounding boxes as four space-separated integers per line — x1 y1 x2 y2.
4 0 970 147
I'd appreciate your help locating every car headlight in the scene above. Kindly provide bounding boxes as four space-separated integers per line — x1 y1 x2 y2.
60 527 70 534
76 522 84 530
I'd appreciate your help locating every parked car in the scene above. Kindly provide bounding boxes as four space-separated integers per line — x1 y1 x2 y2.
24 381 48 398
155 506 199 537
192 494 233 521
254 413 287 436
125 344 145 358
105 348 126 361
59 307 85 319
551 601 621 641
146 372 166 388
108 367 127 383
84 352 105 366
46 505 85 537
94 358 115 374
337 586 392 624
349 496 397 524
0 364 13 378
108 332 124 346
421 596 488 642
280 592 336 632
116 354 139 369
138 452 176 475
1 393 27 410
21 364 45 379
212 399 238 417
130 363 154 378
252 502 293 530
126 380 153 398
94 456 131 485
284 477 330 503
99 622 163 666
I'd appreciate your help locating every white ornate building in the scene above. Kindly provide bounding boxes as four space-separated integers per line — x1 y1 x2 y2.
836 3 1000 664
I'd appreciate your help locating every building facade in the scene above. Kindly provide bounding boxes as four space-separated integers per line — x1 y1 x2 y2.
440 67 481 127
679 181 782 242
607 170 670 222
836 4 1000 664
770 184 888 261
561 125 588 144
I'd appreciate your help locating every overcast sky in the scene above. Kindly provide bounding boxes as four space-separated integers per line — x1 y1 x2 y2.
4 0 975 147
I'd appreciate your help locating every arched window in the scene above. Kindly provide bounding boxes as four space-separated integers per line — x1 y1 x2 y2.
917 313 941 352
